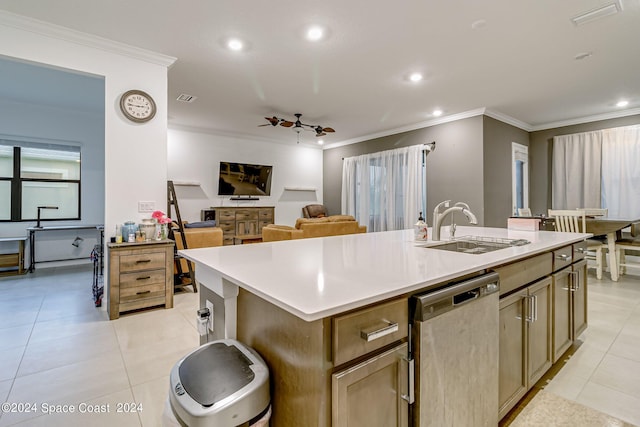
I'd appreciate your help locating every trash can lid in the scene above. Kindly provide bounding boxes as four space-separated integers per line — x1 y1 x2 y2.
179 342 255 407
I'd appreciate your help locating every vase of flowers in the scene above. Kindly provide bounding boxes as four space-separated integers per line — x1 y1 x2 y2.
151 210 172 240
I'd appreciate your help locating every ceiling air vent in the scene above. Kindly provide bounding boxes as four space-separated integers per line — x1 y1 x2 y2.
571 0 623 26
177 93 197 103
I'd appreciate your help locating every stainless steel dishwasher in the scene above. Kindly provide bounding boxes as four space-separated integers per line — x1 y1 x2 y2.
410 271 500 427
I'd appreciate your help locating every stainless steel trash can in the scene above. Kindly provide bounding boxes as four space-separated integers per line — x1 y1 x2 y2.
167 339 270 427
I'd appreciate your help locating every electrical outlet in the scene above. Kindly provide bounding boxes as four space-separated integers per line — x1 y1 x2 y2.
206 300 214 332
138 201 155 212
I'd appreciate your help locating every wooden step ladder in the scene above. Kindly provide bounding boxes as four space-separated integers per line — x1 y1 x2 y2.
167 180 197 292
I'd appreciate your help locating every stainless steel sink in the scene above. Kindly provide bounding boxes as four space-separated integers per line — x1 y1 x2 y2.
426 236 530 255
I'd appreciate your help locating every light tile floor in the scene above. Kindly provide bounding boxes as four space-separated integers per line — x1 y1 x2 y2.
0 265 639 426
0 265 199 426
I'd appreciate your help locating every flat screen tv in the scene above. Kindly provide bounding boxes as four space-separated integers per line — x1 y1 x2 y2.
218 161 273 198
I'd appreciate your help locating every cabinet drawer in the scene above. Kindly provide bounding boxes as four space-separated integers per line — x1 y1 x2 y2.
552 245 573 271
236 210 259 221
120 282 166 301
259 209 273 220
119 269 166 289
119 296 167 313
494 253 552 296
217 221 235 233
333 298 408 366
120 252 165 272
216 210 236 221
572 240 587 262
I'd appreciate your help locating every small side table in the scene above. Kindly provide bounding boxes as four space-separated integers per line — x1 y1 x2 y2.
0 236 27 276
233 234 263 245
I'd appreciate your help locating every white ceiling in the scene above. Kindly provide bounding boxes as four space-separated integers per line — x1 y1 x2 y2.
1 0 639 147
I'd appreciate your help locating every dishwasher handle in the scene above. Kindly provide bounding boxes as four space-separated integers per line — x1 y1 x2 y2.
413 271 500 321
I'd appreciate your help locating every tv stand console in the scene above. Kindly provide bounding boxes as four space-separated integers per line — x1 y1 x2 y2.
206 206 274 245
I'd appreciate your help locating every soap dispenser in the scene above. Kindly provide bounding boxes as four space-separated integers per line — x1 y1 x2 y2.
415 212 428 241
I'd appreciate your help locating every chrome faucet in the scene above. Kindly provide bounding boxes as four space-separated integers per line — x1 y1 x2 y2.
432 200 478 241
450 202 470 238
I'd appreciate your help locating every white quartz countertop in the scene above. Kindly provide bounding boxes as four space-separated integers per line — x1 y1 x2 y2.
179 226 589 322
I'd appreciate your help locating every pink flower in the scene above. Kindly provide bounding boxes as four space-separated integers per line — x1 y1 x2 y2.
151 210 172 224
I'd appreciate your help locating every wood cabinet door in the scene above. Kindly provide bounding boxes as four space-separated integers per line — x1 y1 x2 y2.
332 343 409 427
499 292 527 420
552 267 572 363
527 277 553 386
572 259 588 339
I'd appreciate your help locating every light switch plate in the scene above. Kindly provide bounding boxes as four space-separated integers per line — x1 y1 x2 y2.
138 201 155 212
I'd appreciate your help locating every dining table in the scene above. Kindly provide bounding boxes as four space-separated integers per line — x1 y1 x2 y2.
585 216 640 281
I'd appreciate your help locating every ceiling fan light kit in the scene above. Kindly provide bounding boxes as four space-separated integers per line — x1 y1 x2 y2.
259 113 335 141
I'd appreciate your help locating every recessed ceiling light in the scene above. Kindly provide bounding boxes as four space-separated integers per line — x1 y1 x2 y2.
317 139 324 145
432 109 443 117
574 52 593 60
571 0 623 26
306 26 325 41
227 38 244 51
616 100 629 107
471 19 487 30
409 73 423 82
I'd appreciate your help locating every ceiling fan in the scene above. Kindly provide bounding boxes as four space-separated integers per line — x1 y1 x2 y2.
259 113 335 137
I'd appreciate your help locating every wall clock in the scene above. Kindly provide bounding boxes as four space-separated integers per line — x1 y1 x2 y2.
119 89 156 123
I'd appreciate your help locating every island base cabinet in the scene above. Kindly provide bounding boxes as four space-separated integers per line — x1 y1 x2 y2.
332 342 409 427
552 259 588 363
552 267 572 363
499 277 552 420
572 259 588 338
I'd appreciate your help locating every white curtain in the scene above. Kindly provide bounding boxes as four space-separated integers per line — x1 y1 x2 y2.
602 125 640 218
341 145 426 232
552 131 602 209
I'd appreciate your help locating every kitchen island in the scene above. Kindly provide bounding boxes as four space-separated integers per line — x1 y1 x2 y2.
179 226 589 426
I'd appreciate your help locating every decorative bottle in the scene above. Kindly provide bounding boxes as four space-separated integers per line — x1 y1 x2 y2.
414 212 428 241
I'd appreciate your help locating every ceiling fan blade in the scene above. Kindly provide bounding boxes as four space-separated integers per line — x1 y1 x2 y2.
264 116 280 126
322 127 335 133
280 121 294 127
258 124 272 127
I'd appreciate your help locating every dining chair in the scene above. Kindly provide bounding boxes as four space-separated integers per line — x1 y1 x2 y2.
548 209 606 279
615 222 640 276
517 208 532 217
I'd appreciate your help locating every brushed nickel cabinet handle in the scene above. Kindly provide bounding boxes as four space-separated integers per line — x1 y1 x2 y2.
401 357 415 404
360 321 399 342
555 254 570 260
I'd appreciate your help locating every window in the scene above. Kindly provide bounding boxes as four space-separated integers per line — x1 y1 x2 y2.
0 140 81 222
342 145 426 232
512 143 529 215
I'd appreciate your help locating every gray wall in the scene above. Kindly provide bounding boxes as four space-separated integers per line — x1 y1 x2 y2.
529 114 640 216
483 116 530 227
323 116 485 226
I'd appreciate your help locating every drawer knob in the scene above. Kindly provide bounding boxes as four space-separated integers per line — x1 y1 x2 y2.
360 321 399 342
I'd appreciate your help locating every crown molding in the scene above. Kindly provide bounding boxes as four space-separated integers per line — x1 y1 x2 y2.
0 10 176 67
483 109 533 131
530 107 640 132
323 108 489 150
